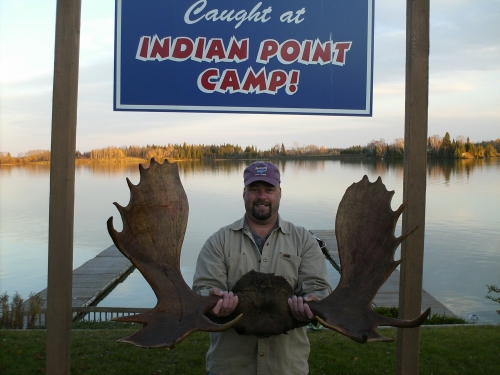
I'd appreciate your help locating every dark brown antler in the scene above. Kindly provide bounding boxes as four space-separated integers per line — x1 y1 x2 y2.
308 175 430 343
107 159 241 348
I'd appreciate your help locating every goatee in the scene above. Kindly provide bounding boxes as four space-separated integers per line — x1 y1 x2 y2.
251 204 272 221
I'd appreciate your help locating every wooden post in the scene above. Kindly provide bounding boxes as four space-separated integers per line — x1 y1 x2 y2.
46 0 81 374
397 0 429 374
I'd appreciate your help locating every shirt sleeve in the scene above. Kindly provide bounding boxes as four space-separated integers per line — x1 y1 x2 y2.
192 230 229 296
296 230 332 299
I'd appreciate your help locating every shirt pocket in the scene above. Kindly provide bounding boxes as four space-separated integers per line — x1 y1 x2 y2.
276 252 301 289
226 253 248 291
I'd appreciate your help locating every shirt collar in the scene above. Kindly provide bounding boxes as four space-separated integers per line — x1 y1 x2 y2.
231 215 289 234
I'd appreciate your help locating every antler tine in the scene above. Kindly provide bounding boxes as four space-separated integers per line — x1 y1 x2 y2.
111 201 126 224
396 225 419 246
113 308 243 349
393 200 419 243
394 200 407 218
107 216 118 241
377 307 431 328
125 177 136 191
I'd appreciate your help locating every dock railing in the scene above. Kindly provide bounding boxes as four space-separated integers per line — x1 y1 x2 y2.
22 307 150 328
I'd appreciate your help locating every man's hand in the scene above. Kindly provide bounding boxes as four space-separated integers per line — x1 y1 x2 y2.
288 294 318 322
210 288 239 317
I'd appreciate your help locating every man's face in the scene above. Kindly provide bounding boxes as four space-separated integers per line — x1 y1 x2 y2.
243 181 281 222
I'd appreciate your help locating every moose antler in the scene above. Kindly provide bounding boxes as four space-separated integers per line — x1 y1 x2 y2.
307 175 430 343
107 159 241 348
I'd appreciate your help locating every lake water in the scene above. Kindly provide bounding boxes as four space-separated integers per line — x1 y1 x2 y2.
1 158 499 324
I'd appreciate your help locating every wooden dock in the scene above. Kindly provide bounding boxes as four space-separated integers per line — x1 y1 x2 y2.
26 245 133 313
311 229 456 317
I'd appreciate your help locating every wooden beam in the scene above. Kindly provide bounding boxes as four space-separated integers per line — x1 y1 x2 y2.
46 0 82 374
397 0 430 374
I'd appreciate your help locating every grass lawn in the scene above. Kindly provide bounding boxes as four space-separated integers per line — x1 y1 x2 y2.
1 325 499 374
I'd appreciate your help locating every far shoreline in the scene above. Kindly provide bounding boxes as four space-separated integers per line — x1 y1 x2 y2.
2 152 499 167
0 153 372 167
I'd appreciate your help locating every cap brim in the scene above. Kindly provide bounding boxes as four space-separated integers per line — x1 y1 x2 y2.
244 176 280 186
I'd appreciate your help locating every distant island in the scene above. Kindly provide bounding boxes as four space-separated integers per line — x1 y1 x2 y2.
1 132 498 165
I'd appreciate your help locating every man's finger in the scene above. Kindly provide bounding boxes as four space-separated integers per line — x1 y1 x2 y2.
303 303 314 320
220 291 230 311
296 296 305 316
303 293 318 302
228 294 238 310
211 299 222 315
288 295 314 321
210 288 223 297
289 296 303 320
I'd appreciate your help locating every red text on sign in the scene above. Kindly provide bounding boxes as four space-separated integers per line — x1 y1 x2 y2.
257 39 352 65
197 67 300 95
136 35 249 62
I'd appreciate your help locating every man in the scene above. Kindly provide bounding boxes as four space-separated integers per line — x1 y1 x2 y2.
193 161 331 375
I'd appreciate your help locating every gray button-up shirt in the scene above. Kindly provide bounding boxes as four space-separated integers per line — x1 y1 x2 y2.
193 215 332 375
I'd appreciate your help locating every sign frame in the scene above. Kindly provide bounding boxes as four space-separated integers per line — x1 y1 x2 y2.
114 0 375 116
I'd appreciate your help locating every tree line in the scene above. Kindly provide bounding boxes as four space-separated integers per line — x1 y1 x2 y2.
78 142 341 160
427 133 499 159
0 142 340 164
1 134 498 165
341 133 500 159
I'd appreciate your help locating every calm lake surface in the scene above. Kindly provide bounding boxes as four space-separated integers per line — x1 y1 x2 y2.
1 158 499 323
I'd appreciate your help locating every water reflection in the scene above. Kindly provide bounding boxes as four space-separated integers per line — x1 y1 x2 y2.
427 158 499 184
0 163 51 175
178 159 248 175
76 162 141 175
1 158 499 323
2 156 496 179
339 159 406 181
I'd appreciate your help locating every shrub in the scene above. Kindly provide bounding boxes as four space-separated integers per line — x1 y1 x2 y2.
0 292 24 328
0 291 43 329
486 285 500 315
10 293 24 328
27 292 43 328
0 292 10 328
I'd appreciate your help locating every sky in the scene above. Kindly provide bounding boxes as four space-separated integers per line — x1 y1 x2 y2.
0 0 498 156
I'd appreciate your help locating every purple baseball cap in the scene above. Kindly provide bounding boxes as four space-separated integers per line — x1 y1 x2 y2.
244 161 281 186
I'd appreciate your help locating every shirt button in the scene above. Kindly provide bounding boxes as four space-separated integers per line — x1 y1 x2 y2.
266 243 269 246
263 259 267 262
260 352 264 357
